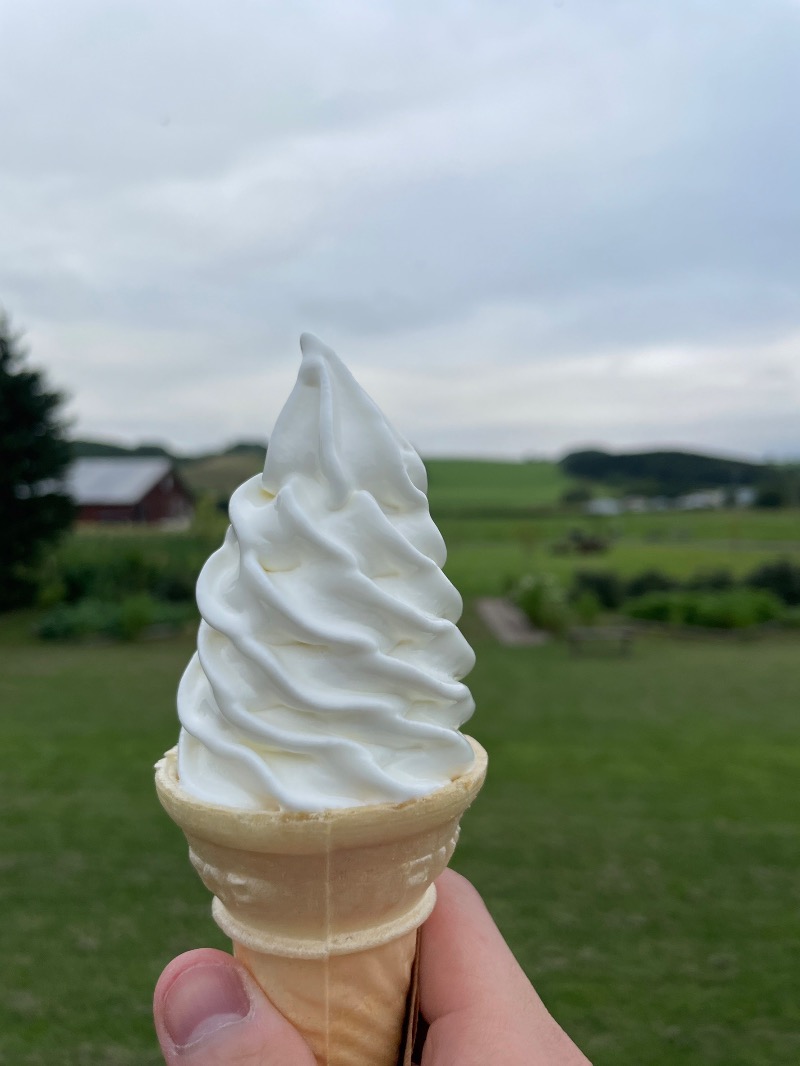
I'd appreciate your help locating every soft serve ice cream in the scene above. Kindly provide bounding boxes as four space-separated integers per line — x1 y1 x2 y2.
176 333 476 812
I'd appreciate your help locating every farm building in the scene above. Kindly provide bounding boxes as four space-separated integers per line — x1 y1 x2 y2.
66 458 194 525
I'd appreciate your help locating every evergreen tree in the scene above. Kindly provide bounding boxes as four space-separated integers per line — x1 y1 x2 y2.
0 313 74 608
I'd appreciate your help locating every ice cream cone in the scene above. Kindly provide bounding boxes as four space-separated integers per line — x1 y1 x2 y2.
155 736 487 1066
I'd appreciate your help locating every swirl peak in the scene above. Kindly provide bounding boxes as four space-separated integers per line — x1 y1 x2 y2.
176 336 476 811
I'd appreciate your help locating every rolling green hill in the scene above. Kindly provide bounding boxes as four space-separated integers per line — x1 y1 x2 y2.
561 448 766 495
424 458 576 516
175 452 578 512
179 450 265 500
70 438 175 459
70 438 792 514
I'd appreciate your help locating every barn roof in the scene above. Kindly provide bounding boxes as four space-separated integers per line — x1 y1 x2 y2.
67 457 173 505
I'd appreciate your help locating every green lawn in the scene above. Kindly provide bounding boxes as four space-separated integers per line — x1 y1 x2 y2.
179 451 264 501
177 454 577 511
52 503 799 607
424 458 578 513
459 614 800 1065
438 507 800 546
437 508 799 599
444 539 793 600
1 609 798 1064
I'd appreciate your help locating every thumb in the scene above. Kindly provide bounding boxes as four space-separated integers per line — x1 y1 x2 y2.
154 948 316 1066
419 871 591 1065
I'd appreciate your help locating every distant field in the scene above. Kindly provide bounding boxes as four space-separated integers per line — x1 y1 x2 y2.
178 455 579 511
179 451 264 500
60 498 799 606
174 453 800 545
444 540 794 600
2 611 798 1065
436 510 800 598
424 458 577 513
438 508 800 546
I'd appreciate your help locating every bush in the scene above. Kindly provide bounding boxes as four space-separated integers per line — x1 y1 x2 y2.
573 589 602 625
560 485 593 506
755 486 786 508
36 595 196 642
684 568 735 592
513 574 572 635
623 591 686 626
36 599 120 641
40 533 211 607
625 569 679 599
745 558 800 606
691 589 781 629
623 588 783 630
571 570 624 610
116 594 157 640
781 606 800 629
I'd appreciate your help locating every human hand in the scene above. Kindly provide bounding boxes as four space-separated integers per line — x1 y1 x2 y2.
153 869 591 1065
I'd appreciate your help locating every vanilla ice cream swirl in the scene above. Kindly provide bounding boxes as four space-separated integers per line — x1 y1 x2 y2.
177 334 476 811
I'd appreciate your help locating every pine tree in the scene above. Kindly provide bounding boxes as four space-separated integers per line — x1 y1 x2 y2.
0 313 74 608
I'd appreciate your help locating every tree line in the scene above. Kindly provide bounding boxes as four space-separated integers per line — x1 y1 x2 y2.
560 448 798 504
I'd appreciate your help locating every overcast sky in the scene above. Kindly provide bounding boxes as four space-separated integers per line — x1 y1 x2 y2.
3 1 799 459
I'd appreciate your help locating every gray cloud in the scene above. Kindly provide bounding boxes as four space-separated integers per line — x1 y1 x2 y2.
2 0 799 456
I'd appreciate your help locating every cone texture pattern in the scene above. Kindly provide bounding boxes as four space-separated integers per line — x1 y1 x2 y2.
155 737 486 1066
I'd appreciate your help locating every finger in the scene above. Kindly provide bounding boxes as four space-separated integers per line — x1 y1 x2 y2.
154 948 316 1066
419 870 591 1065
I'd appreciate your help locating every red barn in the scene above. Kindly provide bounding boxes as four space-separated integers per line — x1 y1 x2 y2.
67 458 194 525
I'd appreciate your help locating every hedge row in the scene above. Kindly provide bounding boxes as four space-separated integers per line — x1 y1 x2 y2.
512 560 800 634
571 559 800 611
36 594 197 642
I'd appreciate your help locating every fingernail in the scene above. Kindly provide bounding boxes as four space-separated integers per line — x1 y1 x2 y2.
163 961 252 1049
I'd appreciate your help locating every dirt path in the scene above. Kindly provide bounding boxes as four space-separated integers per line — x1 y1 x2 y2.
475 598 549 646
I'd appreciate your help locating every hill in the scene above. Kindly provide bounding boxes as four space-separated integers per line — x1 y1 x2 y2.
424 458 575 516
70 438 176 460
560 449 766 496
69 439 267 502
179 449 266 501
68 439 577 511
69 439 790 512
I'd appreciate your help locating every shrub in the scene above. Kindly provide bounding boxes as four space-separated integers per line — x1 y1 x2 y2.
61 558 101 603
745 558 800 606
153 570 197 602
40 533 212 606
573 589 602 625
34 555 68 609
755 486 786 508
623 591 686 626
116 594 157 640
623 588 783 630
36 599 120 641
36 595 196 642
625 569 679 599
571 570 624 610
684 568 735 592
560 485 593 506
514 574 572 635
688 589 781 629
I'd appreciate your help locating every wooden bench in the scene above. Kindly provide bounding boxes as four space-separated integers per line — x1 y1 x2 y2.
568 625 634 656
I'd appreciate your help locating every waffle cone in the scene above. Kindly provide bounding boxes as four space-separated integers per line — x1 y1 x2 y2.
155 737 487 1066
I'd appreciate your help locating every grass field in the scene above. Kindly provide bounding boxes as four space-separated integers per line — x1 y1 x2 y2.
1 608 799 1064
177 455 581 511
54 506 800 606
444 538 794 599
179 451 264 500
439 508 800 546
3 461 800 1063
424 458 578 513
